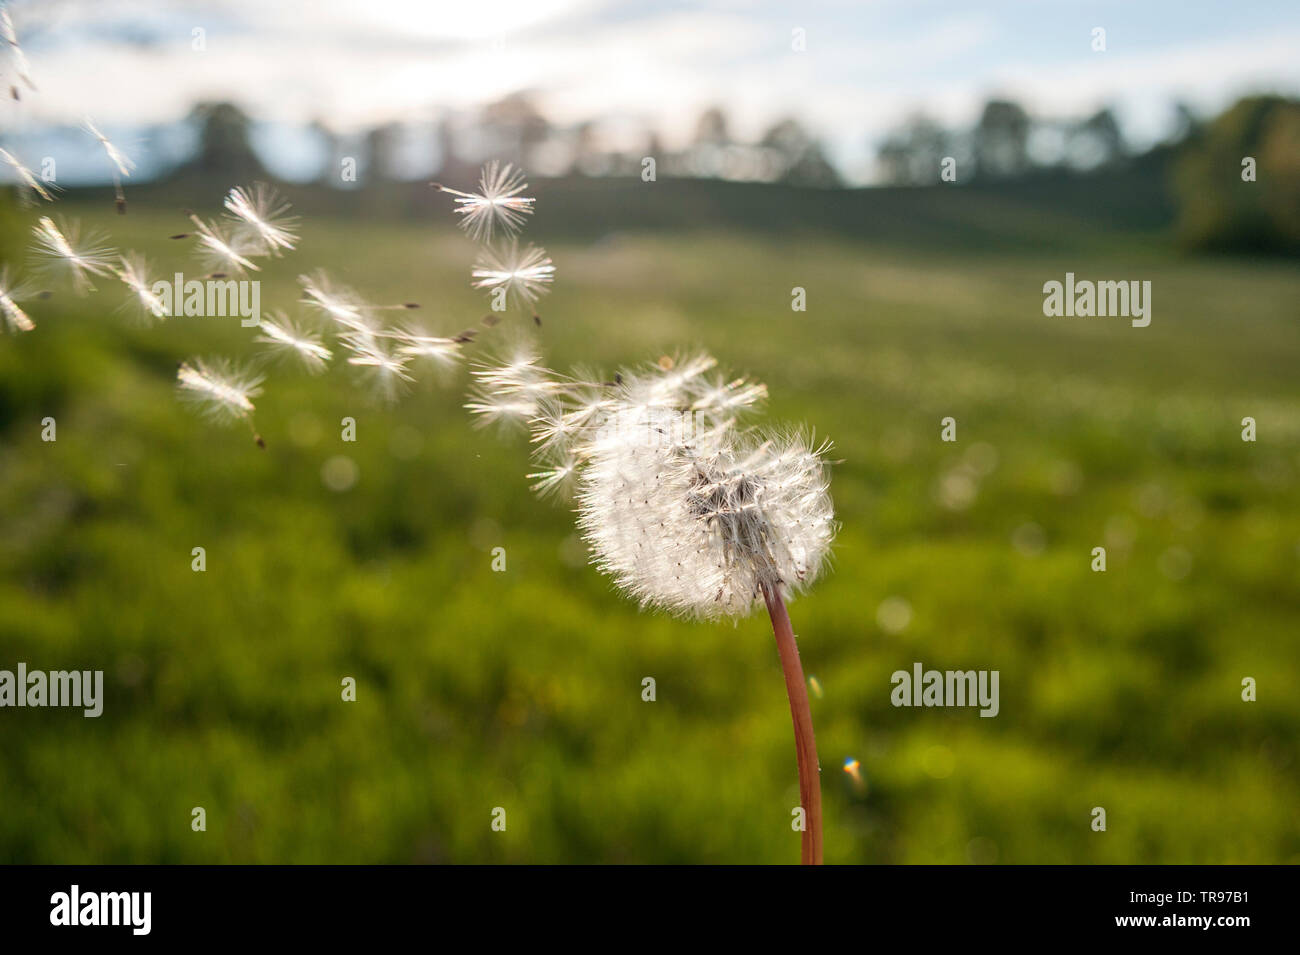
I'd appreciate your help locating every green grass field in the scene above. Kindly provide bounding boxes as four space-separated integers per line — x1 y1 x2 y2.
1 191 1298 863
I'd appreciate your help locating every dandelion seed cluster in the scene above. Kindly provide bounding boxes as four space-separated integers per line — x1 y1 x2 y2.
433 163 553 314
470 351 837 618
3 36 531 438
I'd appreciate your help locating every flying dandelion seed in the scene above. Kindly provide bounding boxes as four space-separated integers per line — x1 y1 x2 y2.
465 347 573 428
1 10 35 95
343 335 413 403
84 119 135 213
84 119 134 178
0 147 55 203
393 326 463 370
113 252 169 321
297 270 417 333
31 216 116 294
471 240 555 311
0 266 36 333
177 212 260 275
808 675 823 699
469 347 837 863
525 456 578 498
176 358 266 447
464 390 541 428
433 161 535 241
224 183 299 256
254 310 332 373
298 270 371 331
176 358 262 421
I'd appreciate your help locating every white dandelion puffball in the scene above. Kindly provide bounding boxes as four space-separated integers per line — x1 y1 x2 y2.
470 351 837 618
577 409 836 618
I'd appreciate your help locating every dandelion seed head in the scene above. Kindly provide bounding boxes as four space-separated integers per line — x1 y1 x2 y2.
31 216 116 294
581 423 835 618
472 350 836 617
176 358 262 422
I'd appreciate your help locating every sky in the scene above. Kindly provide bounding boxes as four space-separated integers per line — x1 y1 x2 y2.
3 0 1299 183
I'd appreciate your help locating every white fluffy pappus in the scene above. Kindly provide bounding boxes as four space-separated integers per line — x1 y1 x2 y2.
470 351 837 618
113 252 169 321
254 310 332 373
176 357 263 422
0 265 36 333
224 183 298 256
433 161 535 241
31 216 116 294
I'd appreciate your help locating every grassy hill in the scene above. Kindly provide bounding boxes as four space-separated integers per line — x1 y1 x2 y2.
0 183 1297 863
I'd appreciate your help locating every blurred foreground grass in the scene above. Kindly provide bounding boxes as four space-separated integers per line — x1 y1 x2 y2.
1 196 1298 863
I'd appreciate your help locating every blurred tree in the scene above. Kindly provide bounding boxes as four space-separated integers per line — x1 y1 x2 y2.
184 102 265 180
571 119 601 175
310 118 342 185
973 99 1031 180
1174 95 1300 254
693 107 731 147
1168 101 1202 145
688 106 733 178
760 118 842 187
365 122 403 181
877 113 951 185
1065 108 1125 171
480 93 551 169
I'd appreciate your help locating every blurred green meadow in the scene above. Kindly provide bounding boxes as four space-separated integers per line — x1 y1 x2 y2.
1 183 1298 864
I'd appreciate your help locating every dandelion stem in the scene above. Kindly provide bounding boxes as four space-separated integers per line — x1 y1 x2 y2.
762 583 823 865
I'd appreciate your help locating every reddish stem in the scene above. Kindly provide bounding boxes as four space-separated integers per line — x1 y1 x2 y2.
763 583 823 865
